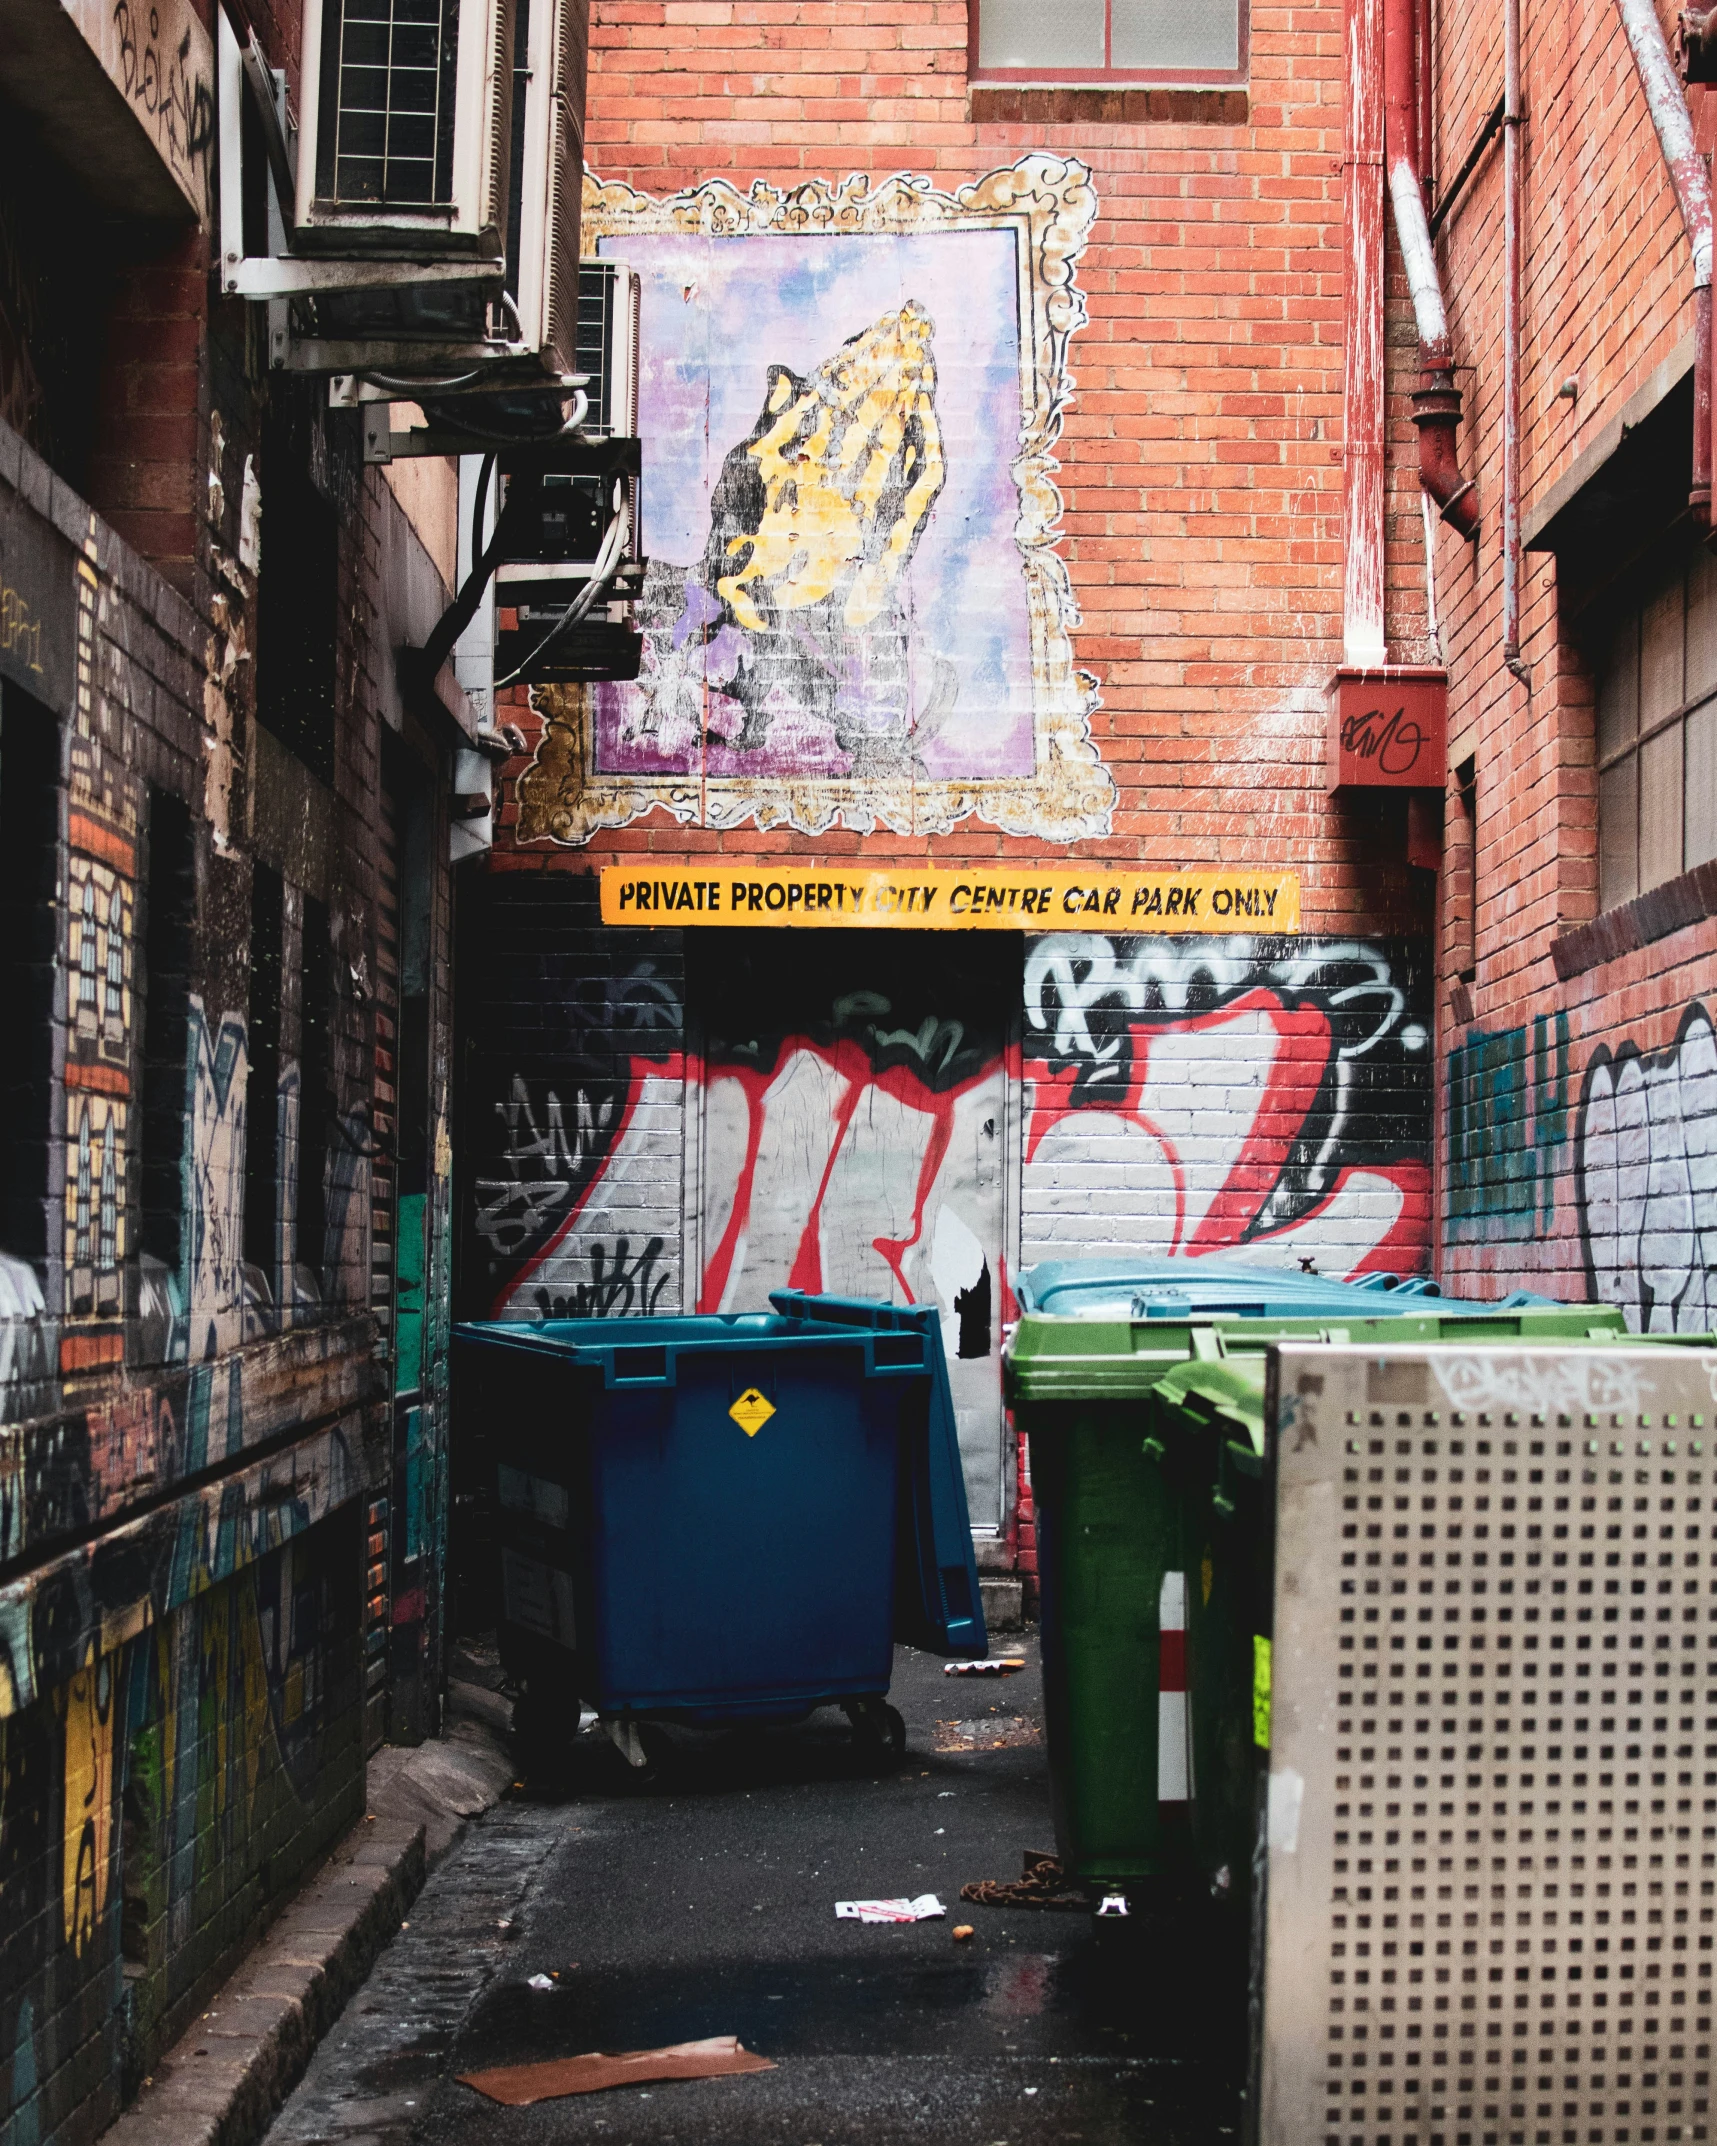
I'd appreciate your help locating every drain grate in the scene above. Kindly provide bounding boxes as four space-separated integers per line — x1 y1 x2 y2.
1259 1343 1717 2146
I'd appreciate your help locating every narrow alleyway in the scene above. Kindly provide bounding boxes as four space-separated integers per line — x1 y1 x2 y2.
263 1644 1243 2146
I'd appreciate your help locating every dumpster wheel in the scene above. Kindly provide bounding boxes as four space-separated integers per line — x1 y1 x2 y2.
842 1697 907 1769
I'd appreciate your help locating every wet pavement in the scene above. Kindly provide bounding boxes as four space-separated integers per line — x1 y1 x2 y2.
264 1639 1245 2145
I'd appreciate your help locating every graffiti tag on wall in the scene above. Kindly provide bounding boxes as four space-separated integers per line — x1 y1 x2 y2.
1576 1000 1717 1330
465 948 684 1321
1023 935 1434 1276
1447 1013 1570 1240
516 156 1112 845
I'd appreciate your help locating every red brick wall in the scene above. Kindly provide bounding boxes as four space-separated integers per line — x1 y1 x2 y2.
488 0 1434 939
1431 0 1717 1315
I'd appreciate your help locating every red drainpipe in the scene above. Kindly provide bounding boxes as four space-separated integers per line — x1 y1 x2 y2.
1384 0 1478 538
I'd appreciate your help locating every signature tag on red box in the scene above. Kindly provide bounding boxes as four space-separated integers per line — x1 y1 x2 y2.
1327 666 1447 789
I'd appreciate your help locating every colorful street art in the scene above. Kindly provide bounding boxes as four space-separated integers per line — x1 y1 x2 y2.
1576 999 1717 1331
1 1507 363 2141
461 915 1437 1530
516 156 1112 844
1021 935 1435 1276
1446 1013 1571 1241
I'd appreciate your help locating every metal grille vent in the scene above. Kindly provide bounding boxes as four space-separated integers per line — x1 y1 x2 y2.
327 0 460 205
1261 1343 1717 2146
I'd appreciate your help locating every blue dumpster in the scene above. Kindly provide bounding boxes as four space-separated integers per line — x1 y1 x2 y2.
453 1301 986 1765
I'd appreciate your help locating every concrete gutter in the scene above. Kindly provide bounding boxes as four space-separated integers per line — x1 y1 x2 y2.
104 1681 515 2146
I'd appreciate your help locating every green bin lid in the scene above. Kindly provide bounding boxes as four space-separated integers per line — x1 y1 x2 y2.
1003 1299 1636 1404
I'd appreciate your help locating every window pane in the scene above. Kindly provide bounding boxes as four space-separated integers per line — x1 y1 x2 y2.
1640 721 1685 893
1597 611 1638 761
1112 0 1241 70
1689 550 1717 702
1688 699 1717 870
978 0 1104 68
1641 574 1686 728
1599 754 1639 913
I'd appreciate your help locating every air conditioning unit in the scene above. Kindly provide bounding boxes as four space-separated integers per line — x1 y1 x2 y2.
220 0 588 380
576 262 640 438
489 265 643 634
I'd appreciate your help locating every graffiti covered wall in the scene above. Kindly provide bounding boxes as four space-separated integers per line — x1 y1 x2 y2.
1444 985 1717 1330
0 353 454 2139
1575 1000 1717 1331
0 1505 362 2142
457 892 1438 1535
513 156 1112 847
1024 935 1435 1278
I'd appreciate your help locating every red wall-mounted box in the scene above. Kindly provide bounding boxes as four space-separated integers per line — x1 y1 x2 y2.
1327 665 1448 790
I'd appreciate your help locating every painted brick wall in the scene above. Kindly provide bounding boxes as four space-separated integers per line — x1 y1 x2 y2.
0 1509 364 2146
1427 0 1717 1318
483 0 1435 936
456 871 687 1325
1021 932 1434 1277
0 268 463 2144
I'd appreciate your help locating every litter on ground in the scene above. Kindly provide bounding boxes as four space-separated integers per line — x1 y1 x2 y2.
834 1894 946 1923
942 1659 1027 1676
458 2035 775 2105
960 1853 1089 1911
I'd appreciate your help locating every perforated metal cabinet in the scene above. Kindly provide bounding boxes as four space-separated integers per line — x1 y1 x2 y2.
1258 1341 1717 2146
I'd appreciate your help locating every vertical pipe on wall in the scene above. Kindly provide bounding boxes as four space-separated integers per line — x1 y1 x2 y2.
1344 0 1388 666
1501 0 1529 684
1612 0 1714 522
1386 0 1479 537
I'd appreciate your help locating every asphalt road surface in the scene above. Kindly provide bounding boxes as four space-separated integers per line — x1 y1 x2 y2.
265 1638 1246 2146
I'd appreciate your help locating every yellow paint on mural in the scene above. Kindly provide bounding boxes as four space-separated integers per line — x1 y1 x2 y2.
60 1651 115 1957
716 302 946 636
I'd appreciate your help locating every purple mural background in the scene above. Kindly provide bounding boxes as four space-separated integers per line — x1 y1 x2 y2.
593 227 1036 783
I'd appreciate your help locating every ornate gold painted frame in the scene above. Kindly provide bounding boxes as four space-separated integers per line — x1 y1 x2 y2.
515 155 1113 846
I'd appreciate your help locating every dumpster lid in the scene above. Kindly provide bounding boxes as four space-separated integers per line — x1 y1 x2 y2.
1151 1356 1268 1455
770 1291 989 1661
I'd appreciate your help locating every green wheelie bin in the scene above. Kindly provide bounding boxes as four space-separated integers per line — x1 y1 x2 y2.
1004 1258 1637 1907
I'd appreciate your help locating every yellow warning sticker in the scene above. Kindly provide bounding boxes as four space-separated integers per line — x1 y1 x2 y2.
729 1388 776 1438
1253 1635 1273 1750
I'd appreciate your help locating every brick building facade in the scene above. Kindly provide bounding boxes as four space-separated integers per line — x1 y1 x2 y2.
0 2 471 2132
458 0 1445 1581
1429 0 1717 1331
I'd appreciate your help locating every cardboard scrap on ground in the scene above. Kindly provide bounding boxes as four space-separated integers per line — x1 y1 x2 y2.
834 1894 946 1923
458 2035 775 2105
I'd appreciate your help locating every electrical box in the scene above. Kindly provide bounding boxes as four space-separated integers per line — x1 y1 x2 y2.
1326 664 1447 791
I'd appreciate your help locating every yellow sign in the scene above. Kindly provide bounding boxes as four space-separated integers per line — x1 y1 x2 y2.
601 865 1299 932
729 1388 776 1438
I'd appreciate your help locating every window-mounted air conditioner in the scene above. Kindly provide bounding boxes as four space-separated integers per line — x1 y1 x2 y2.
222 0 588 378
294 0 514 253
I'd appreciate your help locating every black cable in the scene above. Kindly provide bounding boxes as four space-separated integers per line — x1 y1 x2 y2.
491 512 627 690
420 462 533 680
